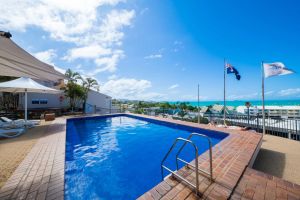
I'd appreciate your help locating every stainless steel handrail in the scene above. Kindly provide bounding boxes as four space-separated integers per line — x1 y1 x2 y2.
161 137 199 196
175 133 213 181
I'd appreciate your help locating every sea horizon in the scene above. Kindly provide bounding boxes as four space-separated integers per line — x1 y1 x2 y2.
168 99 300 107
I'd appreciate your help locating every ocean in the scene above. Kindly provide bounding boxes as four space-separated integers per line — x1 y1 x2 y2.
168 100 300 107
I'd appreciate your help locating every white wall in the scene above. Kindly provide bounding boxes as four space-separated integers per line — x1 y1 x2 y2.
85 90 112 114
19 93 68 109
18 90 111 112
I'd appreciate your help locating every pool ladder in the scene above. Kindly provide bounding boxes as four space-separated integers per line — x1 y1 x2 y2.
161 133 213 196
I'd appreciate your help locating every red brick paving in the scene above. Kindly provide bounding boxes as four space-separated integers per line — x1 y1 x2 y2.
135 114 299 200
0 118 66 200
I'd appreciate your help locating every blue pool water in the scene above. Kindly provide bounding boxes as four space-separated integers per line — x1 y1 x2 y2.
65 115 228 200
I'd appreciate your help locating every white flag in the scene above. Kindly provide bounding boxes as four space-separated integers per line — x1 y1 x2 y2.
263 62 294 78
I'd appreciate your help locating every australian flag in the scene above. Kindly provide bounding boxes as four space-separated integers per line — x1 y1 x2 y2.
226 63 241 80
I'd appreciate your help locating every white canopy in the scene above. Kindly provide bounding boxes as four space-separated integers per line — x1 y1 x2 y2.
0 77 61 94
0 31 65 81
0 77 62 123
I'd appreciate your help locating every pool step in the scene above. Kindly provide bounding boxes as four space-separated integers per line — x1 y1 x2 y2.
160 133 213 196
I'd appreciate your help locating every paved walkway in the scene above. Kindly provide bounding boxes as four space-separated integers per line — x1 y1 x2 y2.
253 134 300 185
0 121 50 188
0 118 66 200
232 168 300 200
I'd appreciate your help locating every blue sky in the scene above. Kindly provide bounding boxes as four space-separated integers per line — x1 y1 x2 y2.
0 0 299 101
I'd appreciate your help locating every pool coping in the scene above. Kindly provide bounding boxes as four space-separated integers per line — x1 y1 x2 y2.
0 113 263 200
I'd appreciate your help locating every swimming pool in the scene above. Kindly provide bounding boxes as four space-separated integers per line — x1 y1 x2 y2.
65 115 228 200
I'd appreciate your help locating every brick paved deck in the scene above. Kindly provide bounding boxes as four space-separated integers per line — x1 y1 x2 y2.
231 168 300 200
135 114 300 200
0 114 299 200
0 118 66 200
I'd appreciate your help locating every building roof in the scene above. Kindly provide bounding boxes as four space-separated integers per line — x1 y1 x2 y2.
200 106 209 113
211 105 235 112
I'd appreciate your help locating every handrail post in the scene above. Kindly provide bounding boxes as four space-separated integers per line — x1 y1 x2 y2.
161 135 214 196
175 133 213 181
194 145 199 196
208 139 213 180
161 138 201 195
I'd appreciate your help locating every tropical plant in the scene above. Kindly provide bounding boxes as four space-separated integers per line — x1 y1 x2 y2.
81 77 99 112
65 69 81 82
177 102 190 119
178 110 187 119
64 82 85 111
63 69 84 111
159 102 171 114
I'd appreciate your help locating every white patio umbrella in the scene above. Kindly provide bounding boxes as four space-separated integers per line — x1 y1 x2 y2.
0 77 62 122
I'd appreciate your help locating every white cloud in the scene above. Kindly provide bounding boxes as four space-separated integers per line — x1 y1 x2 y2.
33 49 56 65
0 0 124 40
227 92 259 100
176 94 207 101
278 88 300 96
33 49 67 74
108 74 118 80
140 8 149 15
54 66 66 74
265 91 274 95
101 78 164 100
90 50 124 74
63 45 112 61
168 84 179 90
144 54 162 59
172 40 183 52
0 1 135 75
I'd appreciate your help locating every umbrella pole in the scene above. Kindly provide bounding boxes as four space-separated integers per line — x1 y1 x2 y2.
25 89 27 124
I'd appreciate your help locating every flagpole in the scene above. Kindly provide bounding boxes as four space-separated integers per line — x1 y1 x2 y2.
261 61 265 135
223 58 226 125
198 84 200 124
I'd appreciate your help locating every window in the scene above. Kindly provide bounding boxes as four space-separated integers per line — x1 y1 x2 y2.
39 99 48 104
32 99 39 104
31 99 48 104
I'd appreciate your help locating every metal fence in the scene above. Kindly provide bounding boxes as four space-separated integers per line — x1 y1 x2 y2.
205 114 300 141
127 109 300 141
85 103 122 114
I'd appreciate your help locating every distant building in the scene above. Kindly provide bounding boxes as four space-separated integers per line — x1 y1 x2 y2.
200 105 235 117
199 106 212 117
236 106 300 118
142 107 161 116
211 105 235 115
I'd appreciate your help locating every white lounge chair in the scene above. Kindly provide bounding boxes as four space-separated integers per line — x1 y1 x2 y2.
0 128 25 138
0 121 24 129
0 117 40 127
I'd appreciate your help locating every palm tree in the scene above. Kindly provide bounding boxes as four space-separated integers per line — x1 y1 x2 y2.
83 78 98 91
82 77 99 113
64 69 83 111
65 69 81 82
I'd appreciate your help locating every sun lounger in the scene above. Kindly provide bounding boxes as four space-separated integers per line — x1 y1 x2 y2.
0 128 25 138
0 121 24 129
0 117 40 127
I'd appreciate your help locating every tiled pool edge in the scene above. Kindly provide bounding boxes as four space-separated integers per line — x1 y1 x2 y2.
0 118 66 200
